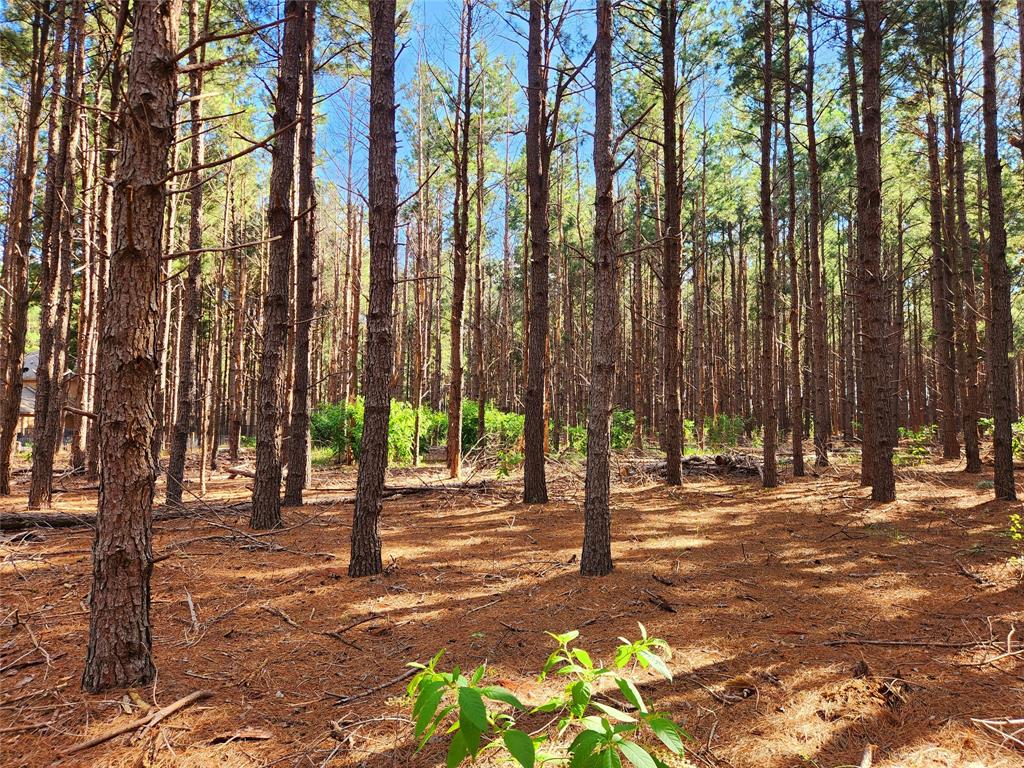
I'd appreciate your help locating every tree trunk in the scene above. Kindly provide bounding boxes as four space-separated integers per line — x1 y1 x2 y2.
251 0 305 529
0 2 49 495
856 0 895 502
284 1 318 506
523 0 549 503
980 0 1017 501
447 0 472 480
349 0 398 576
660 0 683 486
166 0 207 506
759 0 778 488
581 0 616 578
805 1 829 467
83 0 182 693
783 0 803 477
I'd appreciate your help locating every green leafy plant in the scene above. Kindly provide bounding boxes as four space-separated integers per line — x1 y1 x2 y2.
1009 513 1023 564
495 448 524 478
706 414 744 448
406 626 689 768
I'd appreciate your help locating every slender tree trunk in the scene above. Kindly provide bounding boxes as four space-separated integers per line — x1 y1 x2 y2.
166 0 207 505
447 0 472 479
805 1 829 467
856 0 895 502
83 0 182 693
783 0 803 477
980 0 1017 501
251 0 305 529
0 3 49 496
759 0 778 488
660 0 683 485
349 0 397 576
581 0 616 578
284 1 318 505
30 0 81 509
523 0 549 503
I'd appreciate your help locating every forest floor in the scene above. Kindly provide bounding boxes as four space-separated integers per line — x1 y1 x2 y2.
1 446 1022 768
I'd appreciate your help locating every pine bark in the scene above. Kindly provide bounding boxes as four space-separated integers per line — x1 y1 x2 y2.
83 0 182 693
783 0 803 477
805 1 829 467
349 0 397 576
0 3 50 495
447 0 472 480
759 0 778 488
251 0 305 529
660 0 683 486
166 0 207 505
581 0 616 578
980 0 1017 501
856 0 895 502
284 0 318 506
523 0 549 503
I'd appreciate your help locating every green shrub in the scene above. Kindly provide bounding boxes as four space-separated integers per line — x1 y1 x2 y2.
706 413 744 448
406 625 689 768
310 398 420 464
610 409 635 450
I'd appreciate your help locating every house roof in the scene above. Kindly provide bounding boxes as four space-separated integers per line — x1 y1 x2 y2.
22 351 39 379
20 386 35 417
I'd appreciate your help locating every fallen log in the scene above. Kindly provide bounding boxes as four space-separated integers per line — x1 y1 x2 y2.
626 454 761 479
1 505 212 532
2 479 490 531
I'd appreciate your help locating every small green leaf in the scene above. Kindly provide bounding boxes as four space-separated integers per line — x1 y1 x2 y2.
638 650 672 681
470 664 486 685
646 716 684 755
617 740 657 768
568 729 602 768
479 685 526 709
570 681 592 714
502 728 536 768
457 687 488 732
414 686 444 738
592 700 636 722
615 678 647 713
446 730 469 768
573 648 594 669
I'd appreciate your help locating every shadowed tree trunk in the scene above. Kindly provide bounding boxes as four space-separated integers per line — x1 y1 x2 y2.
251 0 306 529
980 0 1017 501
805 0 829 468
660 0 683 486
759 0 778 488
284 0 318 506
83 0 183 693
166 0 207 506
783 0 803 477
924 78 959 461
0 2 49 496
30 0 81 509
349 0 397 576
581 0 616 578
447 0 472 480
523 0 549 503
856 0 895 502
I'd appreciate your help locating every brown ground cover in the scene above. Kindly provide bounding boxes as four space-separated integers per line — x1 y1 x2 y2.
1 450 1021 768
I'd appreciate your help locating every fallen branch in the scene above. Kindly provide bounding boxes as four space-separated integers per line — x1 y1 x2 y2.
62 690 213 756
324 668 416 705
1 505 202 532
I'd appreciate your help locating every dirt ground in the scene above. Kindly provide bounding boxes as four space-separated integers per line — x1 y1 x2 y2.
1 448 1022 768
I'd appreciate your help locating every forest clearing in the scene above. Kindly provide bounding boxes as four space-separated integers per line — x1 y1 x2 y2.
1 448 1021 768
1 0 1023 766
